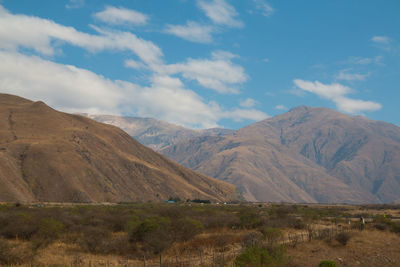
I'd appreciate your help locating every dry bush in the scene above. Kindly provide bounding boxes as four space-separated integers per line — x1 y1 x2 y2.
242 232 264 248
390 222 400 234
0 238 34 265
261 228 283 247
335 232 351 246
77 226 112 253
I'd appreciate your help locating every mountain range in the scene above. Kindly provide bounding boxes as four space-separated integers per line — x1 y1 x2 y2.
83 114 234 151
0 94 237 203
160 106 400 204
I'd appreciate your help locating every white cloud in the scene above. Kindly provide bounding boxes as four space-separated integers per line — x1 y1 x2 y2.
66 0 85 9
343 56 383 65
124 59 147 70
0 6 264 128
294 79 350 99
275 105 287 110
294 79 381 114
240 98 257 108
371 36 392 51
0 51 264 128
224 108 268 122
0 51 213 128
197 0 243 28
334 96 382 114
164 21 214 43
371 36 390 44
0 6 162 65
93 6 148 26
335 69 369 81
253 0 274 17
163 50 247 94
0 51 123 114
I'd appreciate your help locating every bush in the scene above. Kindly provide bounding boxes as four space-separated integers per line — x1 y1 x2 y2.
171 217 203 241
0 212 39 240
374 223 388 231
373 214 392 225
0 238 34 264
390 222 400 234
335 232 351 246
235 246 272 267
261 228 283 247
235 245 289 267
239 210 262 229
242 232 264 248
78 226 111 253
318 260 339 267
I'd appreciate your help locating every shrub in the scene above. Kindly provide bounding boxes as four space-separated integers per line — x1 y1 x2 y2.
0 238 34 264
242 232 264 248
78 226 111 253
374 223 388 231
235 245 289 267
261 228 283 247
239 210 262 229
0 212 39 240
130 216 173 254
390 222 400 234
235 246 272 267
335 232 351 246
318 260 339 267
171 217 203 241
293 219 306 229
373 214 392 225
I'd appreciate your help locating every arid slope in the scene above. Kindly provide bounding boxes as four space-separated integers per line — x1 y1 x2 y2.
162 106 400 203
0 93 237 203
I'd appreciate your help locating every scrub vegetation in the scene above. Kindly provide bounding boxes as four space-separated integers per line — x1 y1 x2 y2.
0 202 399 266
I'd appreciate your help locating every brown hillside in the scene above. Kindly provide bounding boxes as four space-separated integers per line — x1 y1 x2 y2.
0 93 237 203
162 106 400 203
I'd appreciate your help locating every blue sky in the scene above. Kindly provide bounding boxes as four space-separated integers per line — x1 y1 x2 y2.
0 0 399 129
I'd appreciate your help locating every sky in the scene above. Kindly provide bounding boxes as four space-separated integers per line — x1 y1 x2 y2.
0 0 399 129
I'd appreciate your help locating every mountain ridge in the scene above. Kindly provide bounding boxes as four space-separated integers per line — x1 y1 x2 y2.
0 93 238 203
161 105 400 204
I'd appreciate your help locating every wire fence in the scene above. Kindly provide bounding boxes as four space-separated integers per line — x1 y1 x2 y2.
10 225 354 267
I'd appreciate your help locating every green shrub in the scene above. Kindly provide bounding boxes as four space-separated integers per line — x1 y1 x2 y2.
235 245 289 267
235 246 272 267
318 260 339 267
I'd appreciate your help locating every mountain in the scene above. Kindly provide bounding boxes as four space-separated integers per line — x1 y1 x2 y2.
161 106 400 204
0 94 238 203
84 114 234 150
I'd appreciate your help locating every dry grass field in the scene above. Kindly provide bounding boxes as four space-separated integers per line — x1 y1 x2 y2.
0 202 399 266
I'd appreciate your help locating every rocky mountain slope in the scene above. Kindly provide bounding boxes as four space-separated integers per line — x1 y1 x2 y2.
0 94 238 203
84 114 234 150
161 106 400 204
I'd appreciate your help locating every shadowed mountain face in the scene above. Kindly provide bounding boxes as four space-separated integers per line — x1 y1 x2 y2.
84 114 234 151
0 94 238 203
161 106 400 204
